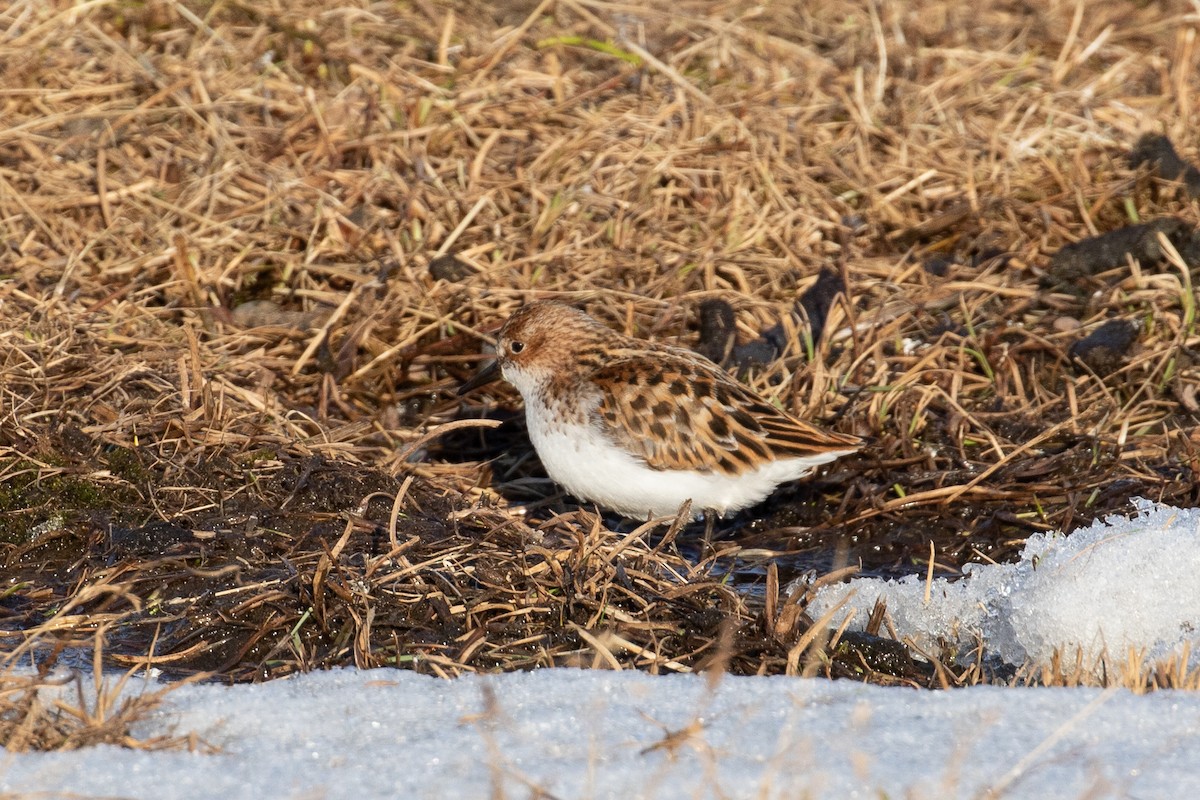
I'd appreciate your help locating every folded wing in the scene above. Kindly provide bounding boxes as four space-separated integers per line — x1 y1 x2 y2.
591 350 860 475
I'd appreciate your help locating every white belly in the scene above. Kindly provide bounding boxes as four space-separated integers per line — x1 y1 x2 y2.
525 408 844 519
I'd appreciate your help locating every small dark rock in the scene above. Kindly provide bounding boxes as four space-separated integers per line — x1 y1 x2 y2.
695 269 849 369
1130 133 1200 197
797 267 846 345
1046 218 1194 283
1069 319 1139 375
923 256 954 277
695 301 782 369
428 253 473 282
696 299 738 365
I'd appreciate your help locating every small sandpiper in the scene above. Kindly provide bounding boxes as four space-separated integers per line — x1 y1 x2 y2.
460 302 860 519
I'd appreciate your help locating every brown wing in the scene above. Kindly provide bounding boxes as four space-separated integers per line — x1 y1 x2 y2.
591 349 860 474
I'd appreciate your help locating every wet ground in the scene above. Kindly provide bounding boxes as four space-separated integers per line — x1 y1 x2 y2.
5 416 1195 687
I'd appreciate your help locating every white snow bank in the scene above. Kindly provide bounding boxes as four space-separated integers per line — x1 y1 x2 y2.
3 667 1200 799
807 499 1200 670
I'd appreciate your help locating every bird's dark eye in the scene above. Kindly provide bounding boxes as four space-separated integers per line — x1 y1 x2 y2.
509 341 525 354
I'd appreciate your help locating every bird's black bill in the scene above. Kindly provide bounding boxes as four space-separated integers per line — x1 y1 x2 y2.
457 359 501 396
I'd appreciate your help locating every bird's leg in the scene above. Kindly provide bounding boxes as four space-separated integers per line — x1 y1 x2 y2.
701 510 717 552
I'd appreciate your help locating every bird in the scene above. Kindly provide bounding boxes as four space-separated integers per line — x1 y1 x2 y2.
458 301 861 519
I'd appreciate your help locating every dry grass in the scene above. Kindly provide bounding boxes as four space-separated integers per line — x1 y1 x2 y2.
0 640 201 752
2 0 1200 735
